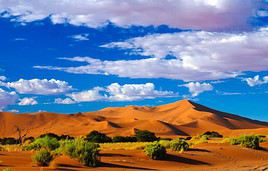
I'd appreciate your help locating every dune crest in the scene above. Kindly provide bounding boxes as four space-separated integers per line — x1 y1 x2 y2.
0 100 267 138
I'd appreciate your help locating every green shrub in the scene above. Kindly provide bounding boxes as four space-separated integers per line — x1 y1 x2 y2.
112 136 137 143
32 149 53 166
158 140 171 149
23 137 34 144
229 135 260 149
23 135 60 151
170 139 189 152
144 142 166 160
135 130 158 142
85 130 112 143
61 138 100 167
0 138 19 145
200 135 209 141
201 131 223 138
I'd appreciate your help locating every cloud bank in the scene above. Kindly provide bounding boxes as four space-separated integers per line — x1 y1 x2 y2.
245 75 268 87
35 27 268 81
0 0 264 30
2 78 72 95
0 88 18 110
67 83 176 103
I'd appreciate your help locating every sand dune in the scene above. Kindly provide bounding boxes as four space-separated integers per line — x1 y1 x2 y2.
0 99 267 138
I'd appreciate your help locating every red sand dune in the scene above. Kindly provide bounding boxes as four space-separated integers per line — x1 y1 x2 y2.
0 99 268 138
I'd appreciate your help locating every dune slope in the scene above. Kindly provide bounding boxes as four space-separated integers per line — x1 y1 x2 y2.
0 100 267 138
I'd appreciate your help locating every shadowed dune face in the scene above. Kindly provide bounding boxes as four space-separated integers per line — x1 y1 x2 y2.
0 100 268 138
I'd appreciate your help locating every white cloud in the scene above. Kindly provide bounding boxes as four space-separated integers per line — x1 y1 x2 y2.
18 97 38 106
0 0 263 30
0 76 6 81
54 98 76 104
183 82 213 97
0 88 18 110
70 34 89 41
67 83 176 102
2 78 72 95
107 83 176 101
35 28 268 81
245 75 268 87
67 87 105 102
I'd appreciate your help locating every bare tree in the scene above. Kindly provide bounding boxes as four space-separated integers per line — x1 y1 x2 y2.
14 125 28 145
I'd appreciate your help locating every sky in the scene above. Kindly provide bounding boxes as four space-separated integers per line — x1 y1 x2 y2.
0 0 268 120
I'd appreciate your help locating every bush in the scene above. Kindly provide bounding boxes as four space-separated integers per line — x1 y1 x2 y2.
112 136 137 143
0 138 19 145
229 135 260 149
23 137 35 144
38 133 74 141
85 131 112 143
135 130 158 142
61 138 100 167
39 133 60 140
23 136 60 151
170 139 189 152
32 149 53 166
158 140 171 149
201 131 223 138
144 142 166 160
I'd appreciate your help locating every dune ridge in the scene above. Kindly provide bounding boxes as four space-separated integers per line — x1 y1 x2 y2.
0 100 267 138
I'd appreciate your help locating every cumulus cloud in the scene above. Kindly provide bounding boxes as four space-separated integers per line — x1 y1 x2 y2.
66 83 176 102
245 75 268 87
54 98 76 104
35 27 268 81
18 97 38 106
70 34 89 41
67 87 105 102
0 88 18 110
0 76 6 81
107 83 175 101
0 0 264 30
182 82 213 97
2 78 72 95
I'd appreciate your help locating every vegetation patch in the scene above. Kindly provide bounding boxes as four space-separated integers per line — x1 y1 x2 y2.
229 135 260 149
85 130 112 143
23 135 60 151
32 149 53 166
201 131 223 138
144 142 166 160
135 129 158 142
170 139 189 152
100 142 151 150
112 136 137 143
60 138 100 167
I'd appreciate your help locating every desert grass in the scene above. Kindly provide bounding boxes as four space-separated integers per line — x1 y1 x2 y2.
0 145 22 152
100 142 153 150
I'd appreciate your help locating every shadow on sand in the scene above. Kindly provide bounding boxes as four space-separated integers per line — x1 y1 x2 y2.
165 154 210 165
188 148 211 153
101 153 132 157
100 162 156 170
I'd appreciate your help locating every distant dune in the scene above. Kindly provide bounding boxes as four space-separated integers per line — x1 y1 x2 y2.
0 100 268 138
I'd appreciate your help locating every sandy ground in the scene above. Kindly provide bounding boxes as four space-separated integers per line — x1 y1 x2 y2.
1 142 268 171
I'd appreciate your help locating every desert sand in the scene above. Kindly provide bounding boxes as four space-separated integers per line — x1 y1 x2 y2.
0 100 268 138
1 142 268 170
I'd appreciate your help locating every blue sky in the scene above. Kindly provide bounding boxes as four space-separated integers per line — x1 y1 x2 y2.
0 0 268 121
